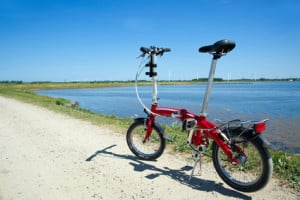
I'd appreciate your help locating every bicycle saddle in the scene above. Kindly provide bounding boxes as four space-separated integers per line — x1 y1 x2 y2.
199 40 235 54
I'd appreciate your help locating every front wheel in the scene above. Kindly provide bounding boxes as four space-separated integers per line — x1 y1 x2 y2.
126 119 166 160
212 136 273 192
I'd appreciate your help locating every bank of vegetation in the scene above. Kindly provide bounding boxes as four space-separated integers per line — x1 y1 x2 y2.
1 77 299 90
0 82 299 191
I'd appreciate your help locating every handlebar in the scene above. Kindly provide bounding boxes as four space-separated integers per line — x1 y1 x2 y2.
138 46 171 78
140 46 171 57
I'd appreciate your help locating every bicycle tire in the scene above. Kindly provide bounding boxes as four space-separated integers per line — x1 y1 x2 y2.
126 120 166 160
212 135 273 192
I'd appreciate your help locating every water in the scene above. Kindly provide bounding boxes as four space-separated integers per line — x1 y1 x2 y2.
37 82 300 152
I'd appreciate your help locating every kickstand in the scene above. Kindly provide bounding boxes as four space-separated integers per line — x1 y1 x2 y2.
189 151 202 181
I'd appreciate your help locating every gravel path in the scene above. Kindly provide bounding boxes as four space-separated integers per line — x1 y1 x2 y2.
0 96 299 200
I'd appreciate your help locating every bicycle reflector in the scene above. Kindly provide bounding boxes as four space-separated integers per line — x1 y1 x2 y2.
254 121 267 133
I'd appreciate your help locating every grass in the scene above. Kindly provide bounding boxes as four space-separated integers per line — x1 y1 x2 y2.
0 81 135 90
271 150 300 189
0 82 299 191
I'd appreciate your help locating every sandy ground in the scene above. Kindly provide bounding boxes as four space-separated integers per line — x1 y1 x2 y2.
0 96 299 200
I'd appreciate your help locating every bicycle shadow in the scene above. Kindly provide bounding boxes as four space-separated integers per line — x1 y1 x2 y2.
86 144 251 200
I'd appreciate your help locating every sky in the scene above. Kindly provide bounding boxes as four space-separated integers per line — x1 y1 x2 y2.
1 0 300 82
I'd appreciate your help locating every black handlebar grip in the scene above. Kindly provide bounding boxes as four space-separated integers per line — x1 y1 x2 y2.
163 48 171 52
140 47 150 54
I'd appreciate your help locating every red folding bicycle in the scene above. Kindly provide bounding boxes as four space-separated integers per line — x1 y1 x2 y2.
126 40 273 192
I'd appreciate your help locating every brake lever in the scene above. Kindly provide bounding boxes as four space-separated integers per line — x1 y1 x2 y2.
157 50 164 57
137 53 146 58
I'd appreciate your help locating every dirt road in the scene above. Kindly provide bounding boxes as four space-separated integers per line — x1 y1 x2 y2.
0 96 299 200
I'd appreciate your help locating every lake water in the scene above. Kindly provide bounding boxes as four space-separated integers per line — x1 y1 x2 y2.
38 82 300 153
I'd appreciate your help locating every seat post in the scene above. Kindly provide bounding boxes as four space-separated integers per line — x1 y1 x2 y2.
200 54 220 116
198 39 235 116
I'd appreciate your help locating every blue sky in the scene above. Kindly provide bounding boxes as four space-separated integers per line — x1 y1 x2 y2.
1 0 299 82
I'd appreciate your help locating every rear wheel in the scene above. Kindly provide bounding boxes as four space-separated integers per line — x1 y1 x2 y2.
126 120 165 160
212 136 273 192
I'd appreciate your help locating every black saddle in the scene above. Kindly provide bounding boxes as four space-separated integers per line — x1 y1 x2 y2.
199 40 235 54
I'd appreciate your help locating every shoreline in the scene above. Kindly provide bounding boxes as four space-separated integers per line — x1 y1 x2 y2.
2 81 299 153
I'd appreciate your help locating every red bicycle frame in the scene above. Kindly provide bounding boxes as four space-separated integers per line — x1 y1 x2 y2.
143 104 239 164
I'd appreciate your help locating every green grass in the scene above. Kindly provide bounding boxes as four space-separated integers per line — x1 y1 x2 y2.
271 150 300 189
0 83 299 191
0 81 135 90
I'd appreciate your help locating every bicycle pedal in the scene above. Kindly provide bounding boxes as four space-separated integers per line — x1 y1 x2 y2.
192 150 199 158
